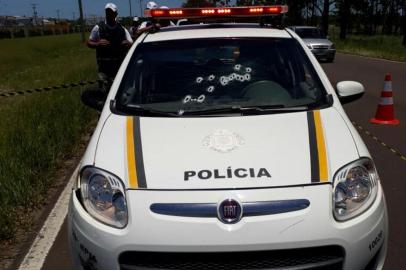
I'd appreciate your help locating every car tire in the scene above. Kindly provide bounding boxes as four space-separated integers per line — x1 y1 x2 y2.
326 57 334 63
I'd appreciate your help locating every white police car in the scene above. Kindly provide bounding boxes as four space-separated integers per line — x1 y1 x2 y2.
69 5 388 270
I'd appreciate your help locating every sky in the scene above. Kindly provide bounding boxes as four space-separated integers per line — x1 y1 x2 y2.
0 0 186 18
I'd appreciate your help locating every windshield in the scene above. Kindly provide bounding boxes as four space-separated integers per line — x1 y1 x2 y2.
295 28 324 39
115 38 328 115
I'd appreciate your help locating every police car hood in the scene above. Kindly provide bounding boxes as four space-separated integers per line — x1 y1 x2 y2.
95 108 359 189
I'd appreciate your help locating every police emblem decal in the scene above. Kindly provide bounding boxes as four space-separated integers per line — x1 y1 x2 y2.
202 129 245 153
217 199 243 224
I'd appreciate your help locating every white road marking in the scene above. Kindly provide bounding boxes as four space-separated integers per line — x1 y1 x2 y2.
337 52 406 65
18 166 78 270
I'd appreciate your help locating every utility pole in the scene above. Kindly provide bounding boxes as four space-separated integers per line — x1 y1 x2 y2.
31 3 38 25
56 9 60 22
139 0 143 17
129 0 133 17
403 3 406 45
77 0 85 42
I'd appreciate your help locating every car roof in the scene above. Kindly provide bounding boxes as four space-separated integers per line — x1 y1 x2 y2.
143 23 292 43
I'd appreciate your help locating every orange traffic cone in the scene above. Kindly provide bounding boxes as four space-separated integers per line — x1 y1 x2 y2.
370 74 400 125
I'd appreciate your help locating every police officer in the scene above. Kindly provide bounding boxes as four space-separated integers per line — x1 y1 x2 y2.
87 3 133 82
135 3 175 38
156 6 176 27
129 16 141 40
135 2 162 36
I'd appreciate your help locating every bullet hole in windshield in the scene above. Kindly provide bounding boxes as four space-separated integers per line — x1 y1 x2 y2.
207 86 215 93
197 95 205 103
183 95 191 104
220 76 229 86
183 94 206 104
183 64 253 105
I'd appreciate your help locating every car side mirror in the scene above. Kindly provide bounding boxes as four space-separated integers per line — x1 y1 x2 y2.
336 81 365 104
81 88 107 111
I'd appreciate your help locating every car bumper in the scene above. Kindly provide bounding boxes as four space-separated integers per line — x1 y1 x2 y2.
311 49 336 59
68 184 387 270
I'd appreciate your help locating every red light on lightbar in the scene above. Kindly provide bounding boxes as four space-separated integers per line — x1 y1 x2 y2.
201 8 230 15
268 7 281 13
147 5 288 18
169 10 183 15
201 9 215 14
151 10 165 16
270 6 289 13
249 8 263 13
218 9 231 14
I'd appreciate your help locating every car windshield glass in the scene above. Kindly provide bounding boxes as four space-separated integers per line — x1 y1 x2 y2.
115 38 328 115
295 28 323 39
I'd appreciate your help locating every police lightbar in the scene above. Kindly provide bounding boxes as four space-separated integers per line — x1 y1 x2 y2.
145 5 289 18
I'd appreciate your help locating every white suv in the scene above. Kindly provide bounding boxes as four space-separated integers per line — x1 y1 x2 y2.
69 6 387 270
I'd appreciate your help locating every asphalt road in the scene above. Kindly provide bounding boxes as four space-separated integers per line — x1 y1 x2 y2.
39 53 405 270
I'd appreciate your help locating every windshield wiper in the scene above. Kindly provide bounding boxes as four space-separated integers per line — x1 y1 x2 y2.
240 105 309 113
182 105 308 116
112 102 179 117
112 101 311 117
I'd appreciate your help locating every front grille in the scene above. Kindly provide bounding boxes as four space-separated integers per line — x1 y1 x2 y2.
312 45 330 49
119 246 344 270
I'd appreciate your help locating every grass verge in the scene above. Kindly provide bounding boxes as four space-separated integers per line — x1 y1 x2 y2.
0 34 97 239
331 34 406 62
0 34 96 92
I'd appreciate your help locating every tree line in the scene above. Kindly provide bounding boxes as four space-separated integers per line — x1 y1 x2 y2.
182 0 406 45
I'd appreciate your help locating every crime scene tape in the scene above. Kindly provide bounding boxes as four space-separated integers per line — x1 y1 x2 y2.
352 121 406 162
0 80 98 98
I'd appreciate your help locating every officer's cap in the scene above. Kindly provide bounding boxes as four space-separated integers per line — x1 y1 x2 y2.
105 3 118 13
146 1 158 9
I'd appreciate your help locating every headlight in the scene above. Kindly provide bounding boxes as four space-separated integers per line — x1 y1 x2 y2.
307 44 313 49
333 158 379 221
80 166 128 228
330 43 336 49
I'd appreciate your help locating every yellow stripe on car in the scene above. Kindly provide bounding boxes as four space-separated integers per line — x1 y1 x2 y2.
126 117 138 188
314 110 328 182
